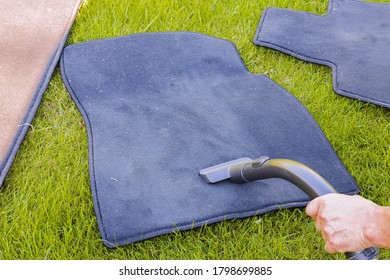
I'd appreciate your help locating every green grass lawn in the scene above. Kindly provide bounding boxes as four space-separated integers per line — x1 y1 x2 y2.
0 0 389 260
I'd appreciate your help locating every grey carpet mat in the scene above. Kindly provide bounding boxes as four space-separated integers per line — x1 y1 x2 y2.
60 32 359 247
0 0 82 186
254 0 390 109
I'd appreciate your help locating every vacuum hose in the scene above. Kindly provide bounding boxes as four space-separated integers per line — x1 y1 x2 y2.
199 156 379 260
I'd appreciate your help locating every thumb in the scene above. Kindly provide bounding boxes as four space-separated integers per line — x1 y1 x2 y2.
305 197 321 218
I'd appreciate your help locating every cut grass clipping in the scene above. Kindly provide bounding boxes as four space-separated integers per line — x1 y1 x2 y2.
0 0 389 260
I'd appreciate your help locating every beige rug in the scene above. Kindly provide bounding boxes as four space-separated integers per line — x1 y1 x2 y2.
0 0 82 186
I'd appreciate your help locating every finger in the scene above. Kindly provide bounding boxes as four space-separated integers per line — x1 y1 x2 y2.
305 197 322 218
324 242 338 254
325 230 356 254
324 231 339 254
320 229 328 241
322 225 336 239
315 219 324 231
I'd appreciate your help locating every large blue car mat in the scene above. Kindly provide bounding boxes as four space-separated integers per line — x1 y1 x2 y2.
0 0 82 186
254 0 390 109
60 32 359 247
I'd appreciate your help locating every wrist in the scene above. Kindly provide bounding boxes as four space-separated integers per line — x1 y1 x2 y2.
364 205 390 249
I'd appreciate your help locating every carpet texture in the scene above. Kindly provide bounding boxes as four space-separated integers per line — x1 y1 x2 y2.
254 0 390 108
0 0 82 186
61 32 359 247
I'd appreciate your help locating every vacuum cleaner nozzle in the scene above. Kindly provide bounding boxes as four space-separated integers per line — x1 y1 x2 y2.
199 157 252 183
199 156 337 196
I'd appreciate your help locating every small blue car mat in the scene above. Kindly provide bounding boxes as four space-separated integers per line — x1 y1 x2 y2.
60 32 359 247
254 0 390 109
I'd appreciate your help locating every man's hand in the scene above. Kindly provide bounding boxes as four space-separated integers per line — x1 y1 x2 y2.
305 194 383 253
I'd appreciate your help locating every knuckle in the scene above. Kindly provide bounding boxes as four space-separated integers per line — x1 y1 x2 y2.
327 236 338 247
326 235 344 252
323 225 334 235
